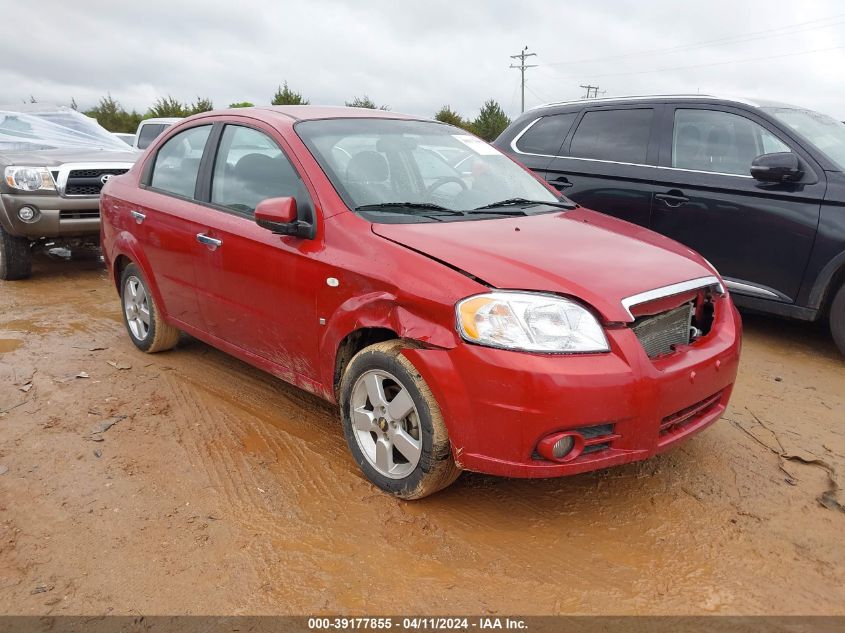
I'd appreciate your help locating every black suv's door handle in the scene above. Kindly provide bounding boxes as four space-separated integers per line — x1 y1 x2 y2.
655 190 689 208
548 176 574 190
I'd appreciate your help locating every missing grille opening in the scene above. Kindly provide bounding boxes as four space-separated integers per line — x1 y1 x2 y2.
632 293 716 358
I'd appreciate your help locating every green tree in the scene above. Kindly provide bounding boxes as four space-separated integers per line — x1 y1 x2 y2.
228 101 254 108
272 82 309 105
188 96 214 114
83 94 143 133
434 105 468 129
345 95 389 110
470 99 511 141
124 110 144 132
84 94 122 130
147 96 188 118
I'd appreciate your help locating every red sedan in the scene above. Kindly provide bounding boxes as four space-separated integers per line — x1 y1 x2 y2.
100 106 741 499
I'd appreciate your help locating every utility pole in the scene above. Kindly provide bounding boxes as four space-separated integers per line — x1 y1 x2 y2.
580 84 603 99
510 46 537 113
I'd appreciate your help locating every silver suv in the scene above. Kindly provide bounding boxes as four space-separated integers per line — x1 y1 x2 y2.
0 105 138 279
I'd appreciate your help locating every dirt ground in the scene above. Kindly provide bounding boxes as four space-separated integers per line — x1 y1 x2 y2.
0 252 843 616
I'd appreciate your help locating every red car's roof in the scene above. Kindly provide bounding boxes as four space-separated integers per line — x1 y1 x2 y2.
213 105 425 122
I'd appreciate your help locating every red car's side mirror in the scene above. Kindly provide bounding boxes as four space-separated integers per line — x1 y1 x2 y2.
255 197 299 235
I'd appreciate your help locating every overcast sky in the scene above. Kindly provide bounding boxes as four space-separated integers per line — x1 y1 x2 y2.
1 0 843 120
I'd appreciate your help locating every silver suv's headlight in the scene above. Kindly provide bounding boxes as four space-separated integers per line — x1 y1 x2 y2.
456 291 609 353
4 166 56 192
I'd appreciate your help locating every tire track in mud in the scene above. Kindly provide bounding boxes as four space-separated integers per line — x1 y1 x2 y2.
162 373 300 610
162 374 306 518
157 352 380 610
164 348 354 495
150 348 543 611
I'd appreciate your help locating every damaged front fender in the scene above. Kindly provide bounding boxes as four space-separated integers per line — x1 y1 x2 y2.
317 289 462 401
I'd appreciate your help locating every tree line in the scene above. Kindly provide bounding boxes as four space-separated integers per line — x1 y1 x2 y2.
76 81 512 141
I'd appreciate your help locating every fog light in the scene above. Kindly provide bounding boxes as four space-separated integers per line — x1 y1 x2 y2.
18 206 38 222
537 431 584 462
552 435 575 459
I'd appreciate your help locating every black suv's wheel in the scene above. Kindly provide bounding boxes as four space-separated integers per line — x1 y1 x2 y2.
830 282 845 356
0 225 32 281
339 340 461 499
119 263 180 353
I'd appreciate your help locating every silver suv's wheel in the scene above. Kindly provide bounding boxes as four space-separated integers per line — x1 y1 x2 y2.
340 340 461 499
119 263 180 353
0 225 32 281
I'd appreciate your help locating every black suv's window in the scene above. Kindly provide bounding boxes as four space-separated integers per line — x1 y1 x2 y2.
210 125 300 215
569 109 653 164
515 113 577 155
672 109 791 176
150 125 211 198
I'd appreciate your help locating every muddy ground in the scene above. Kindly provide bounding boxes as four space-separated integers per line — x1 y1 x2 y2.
0 252 843 616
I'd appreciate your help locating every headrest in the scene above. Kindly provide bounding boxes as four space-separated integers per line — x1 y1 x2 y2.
346 151 388 183
235 153 279 181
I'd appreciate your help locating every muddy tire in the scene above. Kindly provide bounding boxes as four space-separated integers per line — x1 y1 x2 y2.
340 340 461 499
0 225 32 281
120 263 180 353
830 282 845 357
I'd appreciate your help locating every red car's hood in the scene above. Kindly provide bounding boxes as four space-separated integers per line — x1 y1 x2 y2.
372 208 716 323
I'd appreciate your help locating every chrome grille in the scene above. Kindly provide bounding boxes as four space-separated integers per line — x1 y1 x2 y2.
631 303 693 358
64 168 128 197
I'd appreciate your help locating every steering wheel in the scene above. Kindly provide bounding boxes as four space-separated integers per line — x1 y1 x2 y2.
425 176 468 197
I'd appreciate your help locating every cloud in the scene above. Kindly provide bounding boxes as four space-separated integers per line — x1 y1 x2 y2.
1 0 843 120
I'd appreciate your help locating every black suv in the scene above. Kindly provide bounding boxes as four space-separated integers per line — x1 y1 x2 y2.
494 95 845 354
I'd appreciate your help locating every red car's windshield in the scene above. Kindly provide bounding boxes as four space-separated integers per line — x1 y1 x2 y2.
296 118 560 221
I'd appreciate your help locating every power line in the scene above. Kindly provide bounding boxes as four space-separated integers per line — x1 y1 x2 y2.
524 83 551 105
510 46 537 113
542 44 845 81
543 12 845 67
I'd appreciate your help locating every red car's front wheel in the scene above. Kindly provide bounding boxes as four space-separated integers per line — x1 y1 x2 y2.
340 340 461 499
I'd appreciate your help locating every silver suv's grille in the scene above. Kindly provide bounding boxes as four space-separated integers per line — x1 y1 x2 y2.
64 168 129 197
631 303 693 358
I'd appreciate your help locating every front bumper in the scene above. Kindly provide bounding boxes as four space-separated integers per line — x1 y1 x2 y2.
0 193 100 239
403 298 741 478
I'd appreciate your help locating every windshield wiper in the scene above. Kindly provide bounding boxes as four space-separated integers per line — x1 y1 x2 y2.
355 202 464 216
470 197 577 212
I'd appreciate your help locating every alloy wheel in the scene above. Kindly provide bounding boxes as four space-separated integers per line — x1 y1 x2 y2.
349 369 422 479
123 275 151 341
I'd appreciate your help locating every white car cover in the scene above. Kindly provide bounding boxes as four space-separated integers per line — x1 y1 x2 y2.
0 105 128 152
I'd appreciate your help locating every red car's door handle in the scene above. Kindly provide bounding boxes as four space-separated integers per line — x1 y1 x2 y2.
655 190 690 208
129 210 146 224
196 233 223 251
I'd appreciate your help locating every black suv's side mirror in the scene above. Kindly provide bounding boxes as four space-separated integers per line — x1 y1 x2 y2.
750 152 803 183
